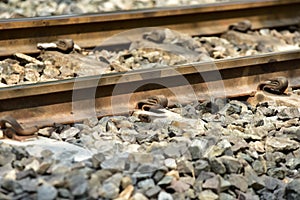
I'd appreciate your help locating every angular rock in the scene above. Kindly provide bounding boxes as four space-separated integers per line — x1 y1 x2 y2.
209 157 226 175
37 160 53 174
236 191 260 200
249 141 265 153
59 127 80 139
277 107 300 120
202 175 220 193
188 139 208 160
207 139 231 158
37 183 57 200
219 192 235 200
158 191 173 200
18 178 38 192
145 186 161 198
83 117 99 127
0 151 16 167
281 127 300 141
252 160 266 175
264 176 282 191
198 171 215 181
101 156 126 171
58 188 71 198
137 164 159 176
91 153 105 168
93 169 112 183
16 169 37 180
244 165 265 190
24 158 40 172
168 179 190 193
267 167 287 179
286 179 300 200
194 159 210 177
220 156 243 174
237 152 254 163
104 173 122 188
1 179 23 194
164 158 177 169
220 176 232 192
131 192 149 200
131 153 154 164
259 189 277 200
38 127 53 137
47 174 65 187
269 151 286 164
231 139 248 152
99 182 120 199
121 176 132 189
227 174 248 192
153 170 166 183
219 102 242 115
198 189 219 200
274 186 286 200
265 137 299 152
179 176 195 187
117 185 134 200
177 159 194 176
164 144 182 158
286 157 300 170
157 176 173 187
138 179 156 190
68 174 88 197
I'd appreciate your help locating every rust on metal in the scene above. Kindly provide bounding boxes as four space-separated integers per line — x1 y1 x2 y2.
0 116 38 140
228 20 252 33
136 95 168 111
247 91 300 108
55 39 75 52
0 0 299 56
257 76 289 95
248 76 299 107
0 50 300 129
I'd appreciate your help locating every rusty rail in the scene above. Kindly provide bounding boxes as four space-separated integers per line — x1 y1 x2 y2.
0 50 300 129
0 0 300 56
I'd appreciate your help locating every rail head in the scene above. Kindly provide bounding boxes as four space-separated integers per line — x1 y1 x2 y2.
0 0 298 29
0 0 300 57
0 49 300 100
1 49 300 128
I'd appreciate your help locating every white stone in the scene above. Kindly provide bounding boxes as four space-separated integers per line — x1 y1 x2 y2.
158 191 173 200
1 137 93 162
164 158 177 169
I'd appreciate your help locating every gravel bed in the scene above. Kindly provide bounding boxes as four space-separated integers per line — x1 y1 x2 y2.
1 95 300 199
0 26 300 87
0 0 238 18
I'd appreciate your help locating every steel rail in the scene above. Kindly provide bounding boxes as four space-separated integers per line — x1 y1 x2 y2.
0 50 300 129
0 0 300 57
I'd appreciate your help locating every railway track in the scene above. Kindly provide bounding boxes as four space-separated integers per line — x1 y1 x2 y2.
1 0 300 57
0 1 300 200
0 0 299 131
1 49 300 130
